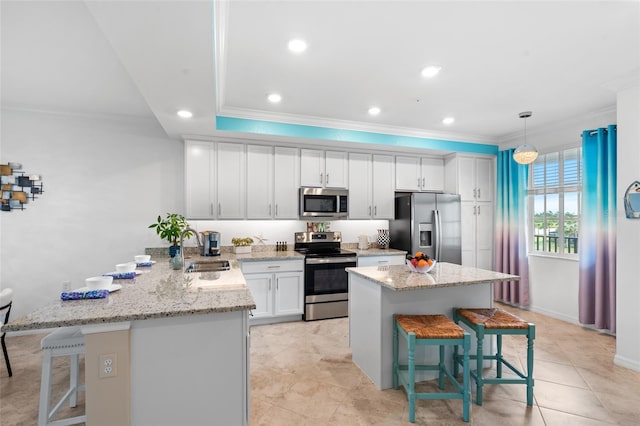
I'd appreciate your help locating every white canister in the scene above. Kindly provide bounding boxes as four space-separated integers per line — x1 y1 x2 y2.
358 235 369 250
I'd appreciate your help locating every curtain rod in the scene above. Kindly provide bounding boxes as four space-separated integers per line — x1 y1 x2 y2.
584 125 617 136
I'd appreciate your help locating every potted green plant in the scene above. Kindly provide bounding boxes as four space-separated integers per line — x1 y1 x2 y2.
149 213 194 257
231 237 254 254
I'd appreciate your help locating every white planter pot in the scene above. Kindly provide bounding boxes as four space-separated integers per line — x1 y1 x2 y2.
233 246 252 254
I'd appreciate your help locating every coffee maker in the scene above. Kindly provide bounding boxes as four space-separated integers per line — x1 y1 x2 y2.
201 231 221 256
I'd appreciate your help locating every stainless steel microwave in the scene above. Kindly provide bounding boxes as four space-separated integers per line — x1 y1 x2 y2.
299 187 348 218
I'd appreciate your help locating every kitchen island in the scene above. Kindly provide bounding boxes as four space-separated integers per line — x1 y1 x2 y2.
3 259 255 426
347 262 518 390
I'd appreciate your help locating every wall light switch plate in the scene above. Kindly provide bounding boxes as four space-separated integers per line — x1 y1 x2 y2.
99 353 117 378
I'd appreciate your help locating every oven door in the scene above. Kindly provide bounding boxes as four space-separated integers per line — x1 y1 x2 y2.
304 256 357 302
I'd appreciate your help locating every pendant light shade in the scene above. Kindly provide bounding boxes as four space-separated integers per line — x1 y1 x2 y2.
513 111 538 165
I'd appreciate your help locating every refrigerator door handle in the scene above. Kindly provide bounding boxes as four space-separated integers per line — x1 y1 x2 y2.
434 209 442 261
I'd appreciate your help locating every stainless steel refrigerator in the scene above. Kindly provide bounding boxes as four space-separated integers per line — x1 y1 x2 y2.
389 193 462 264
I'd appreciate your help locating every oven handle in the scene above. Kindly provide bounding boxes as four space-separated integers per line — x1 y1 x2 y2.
305 257 357 265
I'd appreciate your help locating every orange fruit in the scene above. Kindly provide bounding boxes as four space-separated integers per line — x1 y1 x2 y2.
415 251 424 258
417 259 428 268
427 259 433 266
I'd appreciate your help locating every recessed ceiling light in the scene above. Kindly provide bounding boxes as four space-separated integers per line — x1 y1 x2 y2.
267 93 282 103
421 65 442 78
442 117 455 125
288 39 307 53
177 110 193 118
368 107 381 115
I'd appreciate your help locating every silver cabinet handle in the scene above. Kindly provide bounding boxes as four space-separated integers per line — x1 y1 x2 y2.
473 205 476 215
276 277 279 290
473 188 477 199
417 178 420 188
374 206 377 216
477 205 480 215
320 173 323 185
477 188 481 199
268 278 271 291
422 177 425 188
267 265 280 269
326 174 329 184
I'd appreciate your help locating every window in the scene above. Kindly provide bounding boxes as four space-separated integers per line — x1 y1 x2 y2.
528 147 581 255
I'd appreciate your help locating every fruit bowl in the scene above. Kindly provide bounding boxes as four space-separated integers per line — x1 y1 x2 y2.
406 258 437 274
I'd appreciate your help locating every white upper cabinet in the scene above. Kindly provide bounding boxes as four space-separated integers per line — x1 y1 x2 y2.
185 141 216 219
246 145 273 219
245 145 300 220
395 156 444 192
273 147 300 219
348 153 373 219
348 153 394 219
300 149 348 188
450 155 494 202
216 143 246 219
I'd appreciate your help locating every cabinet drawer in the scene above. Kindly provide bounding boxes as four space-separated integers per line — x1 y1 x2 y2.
240 260 304 274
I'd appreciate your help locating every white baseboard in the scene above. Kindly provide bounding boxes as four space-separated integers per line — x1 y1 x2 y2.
528 305 579 325
614 354 640 372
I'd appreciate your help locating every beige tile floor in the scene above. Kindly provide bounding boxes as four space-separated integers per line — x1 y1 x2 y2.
1 303 640 425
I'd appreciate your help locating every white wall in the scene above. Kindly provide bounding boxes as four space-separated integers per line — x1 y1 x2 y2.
615 83 640 371
0 109 184 319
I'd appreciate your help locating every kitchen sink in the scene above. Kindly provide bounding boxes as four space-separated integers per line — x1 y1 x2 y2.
184 259 230 273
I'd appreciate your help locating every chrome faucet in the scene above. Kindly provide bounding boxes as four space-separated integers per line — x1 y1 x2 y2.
179 227 202 271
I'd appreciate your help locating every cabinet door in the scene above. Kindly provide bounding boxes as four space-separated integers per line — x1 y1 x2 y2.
460 201 476 267
475 157 494 202
420 157 444 191
348 153 372 219
324 151 348 188
185 141 216 219
457 156 476 202
244 273 272 318
395 156 421 191
475 201 494 269
274 272 303 316
217 143 246 219
246 145 273 219
372 154 394 219
300 149 324 187
273 147 299 219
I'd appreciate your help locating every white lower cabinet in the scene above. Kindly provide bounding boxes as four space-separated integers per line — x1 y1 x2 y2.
240 260 304 322
357 254 405 267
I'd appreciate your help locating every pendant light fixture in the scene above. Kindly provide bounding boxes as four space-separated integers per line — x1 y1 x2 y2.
513 111 538 164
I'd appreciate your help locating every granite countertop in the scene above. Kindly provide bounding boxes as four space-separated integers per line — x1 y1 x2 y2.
346 262 519 291
344 247 407 257
3 259 256 332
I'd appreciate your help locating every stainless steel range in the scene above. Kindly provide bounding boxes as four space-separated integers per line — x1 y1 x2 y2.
294 231 357 321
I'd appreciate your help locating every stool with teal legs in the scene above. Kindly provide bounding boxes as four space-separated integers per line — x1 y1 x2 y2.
453 307 535 406
393 314 471 423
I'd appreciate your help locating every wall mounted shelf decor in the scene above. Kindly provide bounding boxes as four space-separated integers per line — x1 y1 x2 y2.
624 180 640 219
0 162 44 211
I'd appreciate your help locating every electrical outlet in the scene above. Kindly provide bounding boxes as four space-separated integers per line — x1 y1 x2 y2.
99 353 117 378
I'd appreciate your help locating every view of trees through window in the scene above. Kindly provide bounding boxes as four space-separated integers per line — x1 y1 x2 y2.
529 148 581 255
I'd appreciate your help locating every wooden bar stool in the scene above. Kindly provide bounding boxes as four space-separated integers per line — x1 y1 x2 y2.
38 327 86 426
393 314 471 423
453 307 535 406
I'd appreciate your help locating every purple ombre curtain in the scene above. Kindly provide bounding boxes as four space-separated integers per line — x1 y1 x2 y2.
494 149 530 306
578 125 616 332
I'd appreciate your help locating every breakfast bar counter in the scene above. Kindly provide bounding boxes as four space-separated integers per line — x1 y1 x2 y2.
3 259 255 426
347 262 518 389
